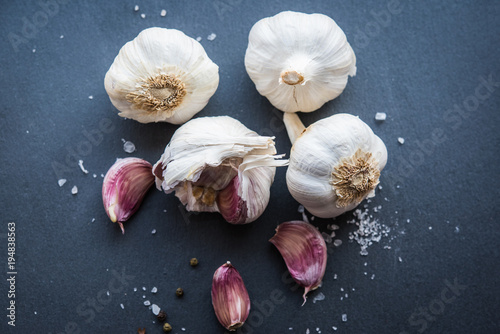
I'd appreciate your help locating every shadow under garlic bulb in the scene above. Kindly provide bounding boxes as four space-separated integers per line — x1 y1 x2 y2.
245 11 357 113
285 113 388 218
105 27 219 124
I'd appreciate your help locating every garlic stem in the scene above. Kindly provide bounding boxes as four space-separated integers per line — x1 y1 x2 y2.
283 112 306 144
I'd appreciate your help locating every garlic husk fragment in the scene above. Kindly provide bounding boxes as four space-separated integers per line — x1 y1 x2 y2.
245 11 356 113
104 27 219 124
212 262 251 331
270 221 327 305
153 116 288 224
286 113 387 218
102 158 154 233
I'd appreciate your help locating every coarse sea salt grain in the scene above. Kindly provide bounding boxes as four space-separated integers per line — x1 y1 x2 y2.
160 9 167 16
134 5 139 11
144 300 151 306
312 292 325 303
58 179 67 187
342 314 347 322
151 287 157 293
348 208 390 256
88 95 93 100
71 186 78 195
152 304 160 315
207 33 216 41
398 137 405 144
60 35 64 39
123 140 136 153
334 239 342 247
78 159 89 174
375 112 386 121
151 229 157 235
141 13 146 19
120 303 124 309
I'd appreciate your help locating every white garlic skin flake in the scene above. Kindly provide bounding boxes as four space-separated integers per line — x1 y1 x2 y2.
105 27 219 124
286 114 387 218
153 116 288 224
245 11 356 113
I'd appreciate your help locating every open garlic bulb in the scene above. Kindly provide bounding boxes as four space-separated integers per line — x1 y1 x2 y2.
104 27 219 124
285 113 387 218
245 11 356 113
153 116 288 224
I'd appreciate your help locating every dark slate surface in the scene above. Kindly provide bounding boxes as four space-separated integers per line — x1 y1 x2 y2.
1 1 499 333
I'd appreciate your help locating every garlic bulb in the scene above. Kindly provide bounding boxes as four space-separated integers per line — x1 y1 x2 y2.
153 116 288 224
245 11 356 113
285 113 387 218
104 27 219 124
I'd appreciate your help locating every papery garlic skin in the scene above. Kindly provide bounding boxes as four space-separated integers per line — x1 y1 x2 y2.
245 11 356 113
153 116 288 224
270 221 327 305
211 262 251 331
286 114 387 218
102 158 154 233
105 27 219 124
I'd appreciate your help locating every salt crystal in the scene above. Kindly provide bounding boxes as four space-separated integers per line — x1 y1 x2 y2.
142 295 146 298
398 137 405 144
93 173 97 178
332 326 337 331
34 311 37 314
375 112 386 121
306 329 310 334
407 219 410 223
78 160 89 174
378 185 383 190
331 224 339 230
181 328 186 332
152 304 160 315
330 231 336 238
345 293 348 298
342 314 347 322
101 173 104 178
144 300 151 306
312 292 325 303
163 209 167 213
134 5 139 11
364 262 367 266
141 13 146 19
455 226 460 233
106 291 110 296
71 186 78 195
123 140 136 153
142 287 146 291
151 229 157 235
26 130 29 133
311 216 315 221
133 287 137 292
371 274 375 280
297 205 305 213
333 274 338 279
333 239 342 247
160 9 167 16
120 303 124 309
207 33 217 41
91 218 95 222
58 179 67 187
151 287 157 293
340 287 344 292
60 35 64 39
316 328 320 333
322 232 332 244
196 36 202 42
289 328 293 331
429 226 432 230
364 272 367 275
32 48 36 53
88 95 93 100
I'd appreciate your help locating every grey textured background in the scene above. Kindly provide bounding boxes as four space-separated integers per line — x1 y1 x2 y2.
1 0 499 333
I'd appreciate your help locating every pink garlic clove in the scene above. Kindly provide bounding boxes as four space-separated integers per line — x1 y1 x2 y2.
216 176 248 224
269 220 327 305
212 262 251 331
102 157 154 234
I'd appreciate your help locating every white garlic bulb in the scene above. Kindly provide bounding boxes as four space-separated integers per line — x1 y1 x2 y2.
285 113 387 218
104 27 219 124
244 11 356 113
153 116 288 224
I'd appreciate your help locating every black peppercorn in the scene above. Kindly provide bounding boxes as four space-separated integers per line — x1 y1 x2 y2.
157 310 167 322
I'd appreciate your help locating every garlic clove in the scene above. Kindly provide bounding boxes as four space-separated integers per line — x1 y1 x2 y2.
153 116 288 224
269 221 327 305
102 158 154 233
245 11 356 113
105 27 219 124
212 262 251 331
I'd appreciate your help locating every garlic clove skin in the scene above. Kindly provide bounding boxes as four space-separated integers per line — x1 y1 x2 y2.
286 113 388 218
212 262 251 331
245 11 356 113
153 116 288 224
102 157 155 233
269 221 327 305
105 27 219 124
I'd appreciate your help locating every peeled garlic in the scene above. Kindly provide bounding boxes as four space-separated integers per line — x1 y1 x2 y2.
270 221 327 305
102 157 154 233
245 11 356 113
212 262 250 331
153 116 288 224
104 27 219 124
285 113 387 218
